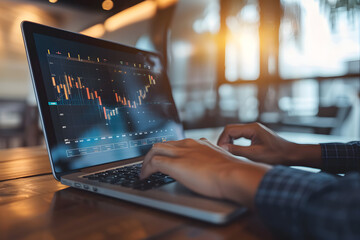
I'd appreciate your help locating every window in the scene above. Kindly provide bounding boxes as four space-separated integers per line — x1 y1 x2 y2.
279 0 360 79
225 0 260 81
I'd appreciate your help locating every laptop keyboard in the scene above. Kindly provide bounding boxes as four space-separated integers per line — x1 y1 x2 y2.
83 163 175 191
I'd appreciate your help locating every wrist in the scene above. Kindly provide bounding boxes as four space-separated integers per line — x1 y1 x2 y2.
285 143 322 168
218 160 272 208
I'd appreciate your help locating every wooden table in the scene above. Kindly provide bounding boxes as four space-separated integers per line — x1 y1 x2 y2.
1 128 353 240
0 147 272 240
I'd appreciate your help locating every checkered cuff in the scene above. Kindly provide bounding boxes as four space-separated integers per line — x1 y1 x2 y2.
321 141 360 174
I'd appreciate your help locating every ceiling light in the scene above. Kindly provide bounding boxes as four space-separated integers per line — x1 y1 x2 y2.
102 0 114 11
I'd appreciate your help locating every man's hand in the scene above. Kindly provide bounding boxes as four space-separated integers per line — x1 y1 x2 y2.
140 138 270 208
217 123 322 168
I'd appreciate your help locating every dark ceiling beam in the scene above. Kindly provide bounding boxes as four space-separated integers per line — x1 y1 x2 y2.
24 0 146 31
28 0 145 13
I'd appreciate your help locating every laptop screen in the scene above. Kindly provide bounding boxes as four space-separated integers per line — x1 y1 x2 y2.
29 30 183 175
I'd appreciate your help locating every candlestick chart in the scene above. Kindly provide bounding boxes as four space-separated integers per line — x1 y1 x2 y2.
51 70 157 122
45 49 175 142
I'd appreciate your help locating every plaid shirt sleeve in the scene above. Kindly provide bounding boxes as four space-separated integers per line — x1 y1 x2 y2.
254 142 360 239
321 141 360 173
255 166 360 240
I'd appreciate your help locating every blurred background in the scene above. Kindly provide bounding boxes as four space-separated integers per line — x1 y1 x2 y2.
0 0 359 149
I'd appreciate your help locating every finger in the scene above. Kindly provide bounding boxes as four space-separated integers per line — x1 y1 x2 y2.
199 138 219 148
217 123 257 148
179 138 198 146
164 139 190 147
141 155 179 180
142 143 177 167
140 155 170 179
200 138 232 153
199 138 214 145
159 139 196 148
224 144 257 159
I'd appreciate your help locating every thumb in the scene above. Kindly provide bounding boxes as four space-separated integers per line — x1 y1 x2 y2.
221 143 256 159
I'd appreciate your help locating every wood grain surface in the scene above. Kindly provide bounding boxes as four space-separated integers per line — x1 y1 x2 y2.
0 146 273 240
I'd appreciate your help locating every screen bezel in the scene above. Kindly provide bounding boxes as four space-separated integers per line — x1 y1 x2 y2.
21 21 183 180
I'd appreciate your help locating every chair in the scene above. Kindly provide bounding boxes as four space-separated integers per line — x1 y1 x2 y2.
0 99 43 148
281 105 352 135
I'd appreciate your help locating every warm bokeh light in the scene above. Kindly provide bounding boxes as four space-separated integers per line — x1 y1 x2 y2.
80 23 106 38
102 0 114 11
0 28 3 54
49 0 58 3
156 0 178 9
11 8 43 46
225 30 259 81
104 1 157 32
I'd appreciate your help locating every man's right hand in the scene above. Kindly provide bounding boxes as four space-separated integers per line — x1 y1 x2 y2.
217 123 322 168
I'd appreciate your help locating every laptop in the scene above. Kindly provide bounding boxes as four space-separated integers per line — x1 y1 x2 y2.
21 21 245 224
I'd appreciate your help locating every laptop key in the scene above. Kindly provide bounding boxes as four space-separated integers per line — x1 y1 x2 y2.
163 177 175 184
83 163 176 191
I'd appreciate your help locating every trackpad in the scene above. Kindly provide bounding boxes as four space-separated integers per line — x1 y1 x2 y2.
158 182 202 197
